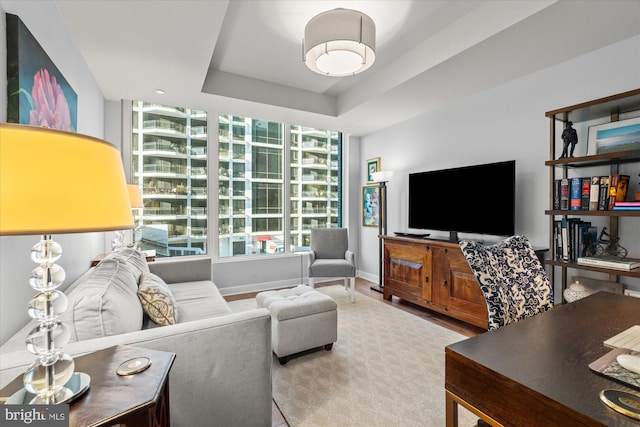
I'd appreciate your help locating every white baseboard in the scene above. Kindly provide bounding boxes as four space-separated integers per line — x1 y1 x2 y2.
219 274 372 296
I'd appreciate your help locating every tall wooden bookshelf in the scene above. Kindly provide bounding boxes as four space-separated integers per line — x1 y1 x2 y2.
545 89 640 299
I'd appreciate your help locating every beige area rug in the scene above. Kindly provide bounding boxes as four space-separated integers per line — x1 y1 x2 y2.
228 285 477 427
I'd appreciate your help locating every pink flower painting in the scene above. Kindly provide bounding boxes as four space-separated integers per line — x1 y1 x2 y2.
29 69 72 131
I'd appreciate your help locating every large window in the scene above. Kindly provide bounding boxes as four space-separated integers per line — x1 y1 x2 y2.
218 115 341 257
130 101 341 259
131 101 208 258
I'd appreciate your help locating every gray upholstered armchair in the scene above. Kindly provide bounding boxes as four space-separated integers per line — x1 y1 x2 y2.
307 228 356 303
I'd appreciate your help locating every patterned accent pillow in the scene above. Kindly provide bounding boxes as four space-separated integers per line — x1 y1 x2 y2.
137 272 178 326
459 235 553 331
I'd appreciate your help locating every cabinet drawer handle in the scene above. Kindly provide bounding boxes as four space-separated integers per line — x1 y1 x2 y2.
443 280 448 287
425 276 429 283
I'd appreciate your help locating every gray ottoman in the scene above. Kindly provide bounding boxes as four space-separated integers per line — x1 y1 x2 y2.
256 285 337 364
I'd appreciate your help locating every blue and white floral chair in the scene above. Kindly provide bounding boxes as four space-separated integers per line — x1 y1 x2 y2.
459 235 554 331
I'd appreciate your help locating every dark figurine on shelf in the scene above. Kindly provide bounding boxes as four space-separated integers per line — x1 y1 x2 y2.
559 121 578 158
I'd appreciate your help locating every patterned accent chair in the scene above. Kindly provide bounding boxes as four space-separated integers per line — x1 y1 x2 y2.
459 235 553 331
307 228 356 303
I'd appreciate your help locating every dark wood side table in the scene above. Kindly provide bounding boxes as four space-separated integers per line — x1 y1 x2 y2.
1 345 175 427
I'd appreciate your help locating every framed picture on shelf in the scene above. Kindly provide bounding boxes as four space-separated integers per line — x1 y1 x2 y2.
587 116 640 155
362 185 381 227
366 157 381 183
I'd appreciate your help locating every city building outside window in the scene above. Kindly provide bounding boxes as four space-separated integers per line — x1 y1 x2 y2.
130 101 341 259
131 101 207 257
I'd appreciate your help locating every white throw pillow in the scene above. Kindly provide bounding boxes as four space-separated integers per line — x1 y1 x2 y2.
138 272 178 326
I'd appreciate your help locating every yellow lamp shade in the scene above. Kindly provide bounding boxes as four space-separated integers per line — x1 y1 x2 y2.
127 184 143 209
0 123 134 235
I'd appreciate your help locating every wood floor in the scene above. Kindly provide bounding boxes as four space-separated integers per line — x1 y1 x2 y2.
224 277 484 427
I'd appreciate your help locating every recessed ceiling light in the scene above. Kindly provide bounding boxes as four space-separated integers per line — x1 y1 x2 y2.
155 89 165 95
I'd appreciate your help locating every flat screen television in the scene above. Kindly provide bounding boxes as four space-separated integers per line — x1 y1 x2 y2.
408 160 515 241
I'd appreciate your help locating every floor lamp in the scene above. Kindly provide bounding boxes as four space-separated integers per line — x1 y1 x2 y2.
0 123 134 404
370 170 394 293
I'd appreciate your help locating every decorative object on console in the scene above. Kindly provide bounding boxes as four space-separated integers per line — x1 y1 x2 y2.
303 8 375 77
370 170 394 293
112 184 144 251
0 123 133 404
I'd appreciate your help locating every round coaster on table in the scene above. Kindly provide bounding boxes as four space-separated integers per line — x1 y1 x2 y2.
116 357 151 376
600 389 640 420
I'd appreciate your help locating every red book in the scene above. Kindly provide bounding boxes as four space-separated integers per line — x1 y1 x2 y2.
560 178 569 210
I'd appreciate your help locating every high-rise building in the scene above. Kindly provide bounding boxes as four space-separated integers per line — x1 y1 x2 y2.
132 103 341 258
132 102 208 257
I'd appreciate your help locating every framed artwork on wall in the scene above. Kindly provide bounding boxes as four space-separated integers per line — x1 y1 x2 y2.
6 13 78 132
366 157 381 183
587 116 640 155
362 185 381 227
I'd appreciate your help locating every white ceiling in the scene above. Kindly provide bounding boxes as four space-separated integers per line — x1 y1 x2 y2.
56 0 640 136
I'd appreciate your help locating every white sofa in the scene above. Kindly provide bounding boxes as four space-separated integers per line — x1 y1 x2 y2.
0 250 272 427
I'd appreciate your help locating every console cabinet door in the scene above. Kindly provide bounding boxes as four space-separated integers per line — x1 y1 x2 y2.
433 247 488 329
383 241 432 304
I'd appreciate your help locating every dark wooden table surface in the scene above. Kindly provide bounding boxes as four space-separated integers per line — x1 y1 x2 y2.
446 292 640 426
1 345 175 427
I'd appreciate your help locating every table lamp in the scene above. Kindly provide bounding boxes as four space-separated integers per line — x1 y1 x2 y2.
112 184 144 251
0 123 134 404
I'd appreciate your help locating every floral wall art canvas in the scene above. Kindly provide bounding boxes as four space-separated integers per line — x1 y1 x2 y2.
6 13 77 131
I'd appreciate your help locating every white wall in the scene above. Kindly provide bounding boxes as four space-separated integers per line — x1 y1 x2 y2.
358 35 640 298
0 1 107 344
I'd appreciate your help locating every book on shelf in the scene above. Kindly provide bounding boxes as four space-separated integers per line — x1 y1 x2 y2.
555 217 596 263
553 179 561 210
608 174 620 210
578 224 597 260
561 217 569 261
553 220 563 260
608 174 631 210
581 177 591 210
589 176 600 211
570 177 582 211
617 174 631 202
613 201 640 211
598 176 610 210
560 178 569 210
577 256 640 270
613 206 640 211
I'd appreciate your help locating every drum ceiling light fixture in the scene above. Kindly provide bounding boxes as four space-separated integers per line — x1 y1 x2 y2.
303 8 376 77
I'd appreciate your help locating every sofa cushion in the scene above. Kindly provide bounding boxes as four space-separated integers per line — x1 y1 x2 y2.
138 272 178 326
168 280 232 322
104 247 150 277
60 250 145 341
